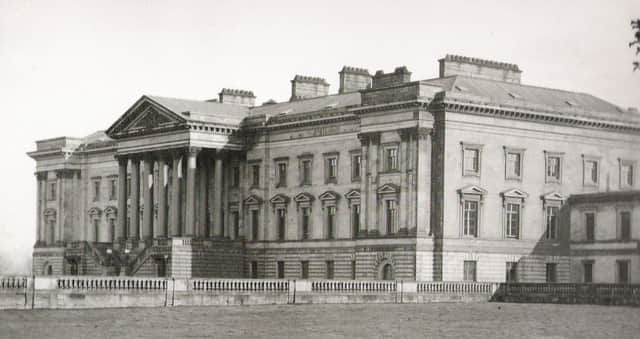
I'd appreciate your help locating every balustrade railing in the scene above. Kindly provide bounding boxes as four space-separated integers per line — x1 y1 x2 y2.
311 280 397 292
56 276 167 290
0 276 28 289
190 278 289 292
417 281 498 294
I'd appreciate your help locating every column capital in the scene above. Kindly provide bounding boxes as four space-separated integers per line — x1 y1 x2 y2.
186 147 201 155
398 127 416 141
115 154 128 163
55 169 79 179
416 127 432 140
35 171 47 180
357 132 380 146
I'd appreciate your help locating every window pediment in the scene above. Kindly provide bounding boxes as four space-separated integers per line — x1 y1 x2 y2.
244 195 263 205
344 189 361 200
377 183 399 195
104 206 117 217
458 185 487 197
43 208 56 217
270 194 290 205
294 192 315 204
88 207 102 217
501 188 529 200
542 191 565 202
319 190 340 201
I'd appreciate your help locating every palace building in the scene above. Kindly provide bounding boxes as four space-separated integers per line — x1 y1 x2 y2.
28 55 640 283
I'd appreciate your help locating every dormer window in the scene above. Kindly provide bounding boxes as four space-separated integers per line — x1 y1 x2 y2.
508 92 522 99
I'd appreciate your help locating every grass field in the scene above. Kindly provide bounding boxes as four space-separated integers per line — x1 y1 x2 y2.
1 303 639 338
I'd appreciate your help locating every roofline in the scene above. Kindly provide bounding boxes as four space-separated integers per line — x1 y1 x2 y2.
568 190 640 205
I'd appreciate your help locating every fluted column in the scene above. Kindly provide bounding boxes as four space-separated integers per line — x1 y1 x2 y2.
35 172 45 244
142 155 154 240
416 128 432 236
212 152 224 237
357 134 369 236
184 147 200 237
368 133 380 234
116 157 128 241
156 155 168 238
170 151 182 237
129 157 140 240
197 155 208 237
399 129 410 231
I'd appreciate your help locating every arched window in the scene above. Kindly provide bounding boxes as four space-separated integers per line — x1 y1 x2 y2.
382 263 394 281
88 207 102 242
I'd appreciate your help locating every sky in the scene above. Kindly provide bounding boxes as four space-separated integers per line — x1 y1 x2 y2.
1 0 639 274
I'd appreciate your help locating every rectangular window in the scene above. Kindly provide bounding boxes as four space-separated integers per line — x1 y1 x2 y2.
327 157 338 182
301 159 312 186
463 261 477 282
93 181 101 202
277 261 285 279
351 260 357 280
277 208 286 241
109 179 117 200
621 161 634 188
506 262 518 283
386 200 397 234
232 166 240 188
326 260 334 280
301 207 311 240
232 211 240 239
277 163 287 187
352 205 360 237
385 147 398 171
546 155 561 182
301 261 309 279
545 206 559 240
617 260 630 284
463 200 478 237
251 209 259 241
463 147 480 175
48 182 56 201
584 160 598 185
127 178 131 198
585 212 595 241
109 218 115 242
620 211 631 241
251 165 260 187
546 263 557 283
352 154 361 181
251 261 258 279
506 151 521 179
327 206 336 239
583 261 593 283
506 203 520 239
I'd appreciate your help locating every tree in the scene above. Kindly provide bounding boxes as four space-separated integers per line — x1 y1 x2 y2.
631 19 640 71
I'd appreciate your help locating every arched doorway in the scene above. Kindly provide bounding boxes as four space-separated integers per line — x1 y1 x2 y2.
381 263 394 280
43 263 53 276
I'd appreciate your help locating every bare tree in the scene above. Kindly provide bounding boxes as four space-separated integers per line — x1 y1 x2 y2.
631 19 640 71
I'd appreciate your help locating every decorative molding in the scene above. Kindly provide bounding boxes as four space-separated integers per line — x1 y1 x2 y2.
243 195 263 206
344 189 361 200
377 183 400 195
293 192 315 204
319 190 340 201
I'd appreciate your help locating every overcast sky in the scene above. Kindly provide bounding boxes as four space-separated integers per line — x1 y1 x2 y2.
1 0 639 273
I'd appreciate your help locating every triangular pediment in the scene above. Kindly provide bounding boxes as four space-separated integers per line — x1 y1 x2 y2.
344 189 361 200
458 185 487 196
501 188 529 199
542 191 565 202
106 96 186 138
104 206 117 215
377 183 400 195
319 190 340 201
244 194 263 205
294 192 315 203
269 194 290 205
88 207 102 216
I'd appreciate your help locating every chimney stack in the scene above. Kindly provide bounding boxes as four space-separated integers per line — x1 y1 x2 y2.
218 88 256 106
439 55 522 84
339 66 372 93
371 66 412 89
290 75 330 101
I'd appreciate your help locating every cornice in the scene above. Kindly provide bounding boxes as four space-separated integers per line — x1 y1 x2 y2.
431 97 640 134
351 100 427 115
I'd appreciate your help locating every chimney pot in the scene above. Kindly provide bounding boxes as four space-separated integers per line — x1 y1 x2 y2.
290 75 330 101
339 66 372 93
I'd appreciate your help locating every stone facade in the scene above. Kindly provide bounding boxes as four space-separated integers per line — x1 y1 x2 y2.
28 55 640 282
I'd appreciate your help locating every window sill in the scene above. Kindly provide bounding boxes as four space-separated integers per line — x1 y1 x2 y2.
250 185 260 190
275 184 287 189
505 176 522 182
325 178 337 185
463 172 480 178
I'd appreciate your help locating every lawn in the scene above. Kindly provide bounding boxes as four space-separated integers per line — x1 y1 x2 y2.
1 303 638 338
